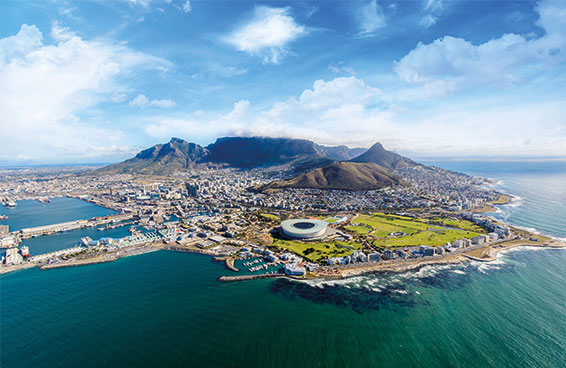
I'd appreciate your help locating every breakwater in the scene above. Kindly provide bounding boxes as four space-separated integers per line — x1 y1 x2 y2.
218 273 283 282
40 258 115 270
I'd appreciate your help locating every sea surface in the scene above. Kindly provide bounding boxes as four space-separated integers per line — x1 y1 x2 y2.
1 161 565 368
0 197 121 256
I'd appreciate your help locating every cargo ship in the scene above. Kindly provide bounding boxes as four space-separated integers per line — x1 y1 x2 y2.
20 246 30 258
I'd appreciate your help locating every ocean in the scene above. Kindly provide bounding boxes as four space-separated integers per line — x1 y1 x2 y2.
1 161 565 367
0 197 122 256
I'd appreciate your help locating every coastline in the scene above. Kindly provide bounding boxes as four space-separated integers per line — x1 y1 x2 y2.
3 190 565 281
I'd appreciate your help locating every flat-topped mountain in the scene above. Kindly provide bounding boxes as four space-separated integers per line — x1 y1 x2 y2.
98 136 368 175
205 136 333 170
98 138 208 175
256 161 404 192
350 142 419 170
96 136 420 184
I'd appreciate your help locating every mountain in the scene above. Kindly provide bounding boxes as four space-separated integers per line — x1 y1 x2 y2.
315 144 367 161
350 142 419 170
255 161 404 192
96 137 416 177
205 137 334 171
97 138 208 175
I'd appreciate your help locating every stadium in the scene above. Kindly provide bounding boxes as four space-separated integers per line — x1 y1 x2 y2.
280 219 329 240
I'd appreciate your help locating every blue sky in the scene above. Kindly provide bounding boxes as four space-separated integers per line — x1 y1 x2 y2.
0 0 564 164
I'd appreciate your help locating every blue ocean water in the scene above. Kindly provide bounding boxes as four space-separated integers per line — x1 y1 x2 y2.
0 197 117 232
422 160 566 239
0 197 121 256
1 161 565 368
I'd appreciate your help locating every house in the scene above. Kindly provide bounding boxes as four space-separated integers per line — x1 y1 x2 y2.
382 250 395 260
368 252 381 262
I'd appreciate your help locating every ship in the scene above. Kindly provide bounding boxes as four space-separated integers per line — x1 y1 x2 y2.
80 236 93 246
37 197 51 204
20 246 30 258
3 201 17 208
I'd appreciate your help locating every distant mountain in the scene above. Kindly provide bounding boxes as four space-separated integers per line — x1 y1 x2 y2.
255 162 404 192
97 138 208 175
350 142 419 170
315 144 367 161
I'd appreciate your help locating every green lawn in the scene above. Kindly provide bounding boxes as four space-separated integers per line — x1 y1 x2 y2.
345 225 371 234
346 213 485 249
259 213 280 221
372 229 481 248
271 239 362 263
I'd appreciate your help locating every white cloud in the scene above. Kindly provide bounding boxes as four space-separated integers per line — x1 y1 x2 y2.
50 21 76 42
182 0 191 13
150 99 176 108
129 94 176 108
394 0 566 90
224 6 306 64
356 0 386 36
140 74 566 158
424 0 442 12
329 62 356 75
420 15 436 28
0 24 169 163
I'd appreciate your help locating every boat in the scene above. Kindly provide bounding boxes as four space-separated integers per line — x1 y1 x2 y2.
0 215 7 220
37 197 51 204
20 246 30 258
4 201 17 208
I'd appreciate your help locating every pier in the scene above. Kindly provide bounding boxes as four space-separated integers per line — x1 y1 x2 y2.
218 273 283 282
18 213 134 238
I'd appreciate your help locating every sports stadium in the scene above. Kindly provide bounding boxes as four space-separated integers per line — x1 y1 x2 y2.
280 219 329 240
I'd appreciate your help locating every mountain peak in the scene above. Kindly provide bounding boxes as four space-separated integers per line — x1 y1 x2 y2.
350 142 419 170
169 137 187 144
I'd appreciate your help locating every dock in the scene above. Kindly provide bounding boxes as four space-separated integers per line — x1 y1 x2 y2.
218 273 283 282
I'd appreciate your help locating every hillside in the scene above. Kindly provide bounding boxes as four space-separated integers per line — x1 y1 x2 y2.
97 138 208 175
256 162 404 192
350 142 419 170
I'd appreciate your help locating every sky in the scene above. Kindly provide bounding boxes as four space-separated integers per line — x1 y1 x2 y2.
0 0 565 165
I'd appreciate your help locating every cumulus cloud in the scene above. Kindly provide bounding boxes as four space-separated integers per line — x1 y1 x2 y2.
224 6 306 64
140 74 565 158
356 0 386 36
0 23 169 163
50 21 76 42
129 94 176 108
395 0 566 89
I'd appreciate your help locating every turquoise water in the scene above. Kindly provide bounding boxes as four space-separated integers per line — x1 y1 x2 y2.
20 225 133 256
0 197 117 232
422 160 566 239
1 162 565 367
0 197 121 256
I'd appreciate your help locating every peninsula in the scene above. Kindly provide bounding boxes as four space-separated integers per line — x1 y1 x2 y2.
1 137 563 278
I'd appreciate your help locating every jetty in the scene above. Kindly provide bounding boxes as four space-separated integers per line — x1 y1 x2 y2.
218 273 283 282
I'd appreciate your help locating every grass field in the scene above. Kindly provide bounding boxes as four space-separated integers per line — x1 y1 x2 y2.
346 213 485 249
271 238 362 263
258 213 280 221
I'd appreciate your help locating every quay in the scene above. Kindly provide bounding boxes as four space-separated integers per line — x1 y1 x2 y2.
18 213 134 238
218 273 283 282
